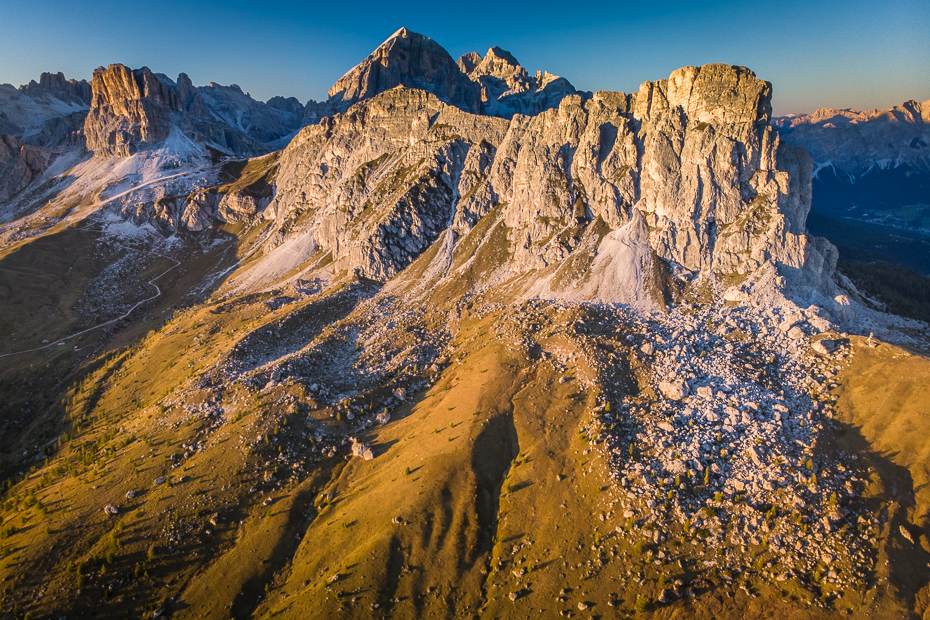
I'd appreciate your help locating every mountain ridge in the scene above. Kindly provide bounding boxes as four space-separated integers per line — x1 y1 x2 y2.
0 28 929 620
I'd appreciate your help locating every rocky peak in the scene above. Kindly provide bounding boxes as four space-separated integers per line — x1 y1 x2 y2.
0 71 91 148
455 45 579 118
262 62 838 313
19 72 91 105
90 64 182 111
84 64 184 156
456 52 482 75
175 73 209 117
84 63 308 157
327 27 482 114
633 64 772 126
267 96 305 117
472 46 526 81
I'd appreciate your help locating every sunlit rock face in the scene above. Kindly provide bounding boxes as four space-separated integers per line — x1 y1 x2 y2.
265 62 835 305
84 64 306 158
328 28 483 115
84 64 184 156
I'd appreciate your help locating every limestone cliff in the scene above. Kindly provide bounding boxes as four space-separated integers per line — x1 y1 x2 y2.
0 72 91 148
19 72 92 106
255 62 836 308
0 133 51 203
84 65 183 156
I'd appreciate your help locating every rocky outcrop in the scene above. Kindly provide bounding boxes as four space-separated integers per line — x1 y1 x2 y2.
458 46 580 118
774 100 930 173
265 88 508 280
0 133 51 202
84 64 307 157
84 64 183 156
257 62 836 307
328 28 482 114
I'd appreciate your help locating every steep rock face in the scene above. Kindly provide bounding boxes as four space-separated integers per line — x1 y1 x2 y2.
328 28 482 114
0 133 51 202
458 46 580 118
774 100 930 173
84 64 184 156
264 88 508 280
260 63 836 305
267 96 306 117
84 64 306 157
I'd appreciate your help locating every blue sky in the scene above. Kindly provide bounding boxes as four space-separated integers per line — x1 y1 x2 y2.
0 0 927 115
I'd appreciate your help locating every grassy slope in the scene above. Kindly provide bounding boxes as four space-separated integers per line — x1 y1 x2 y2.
831 339 930 618
3 289 930 619
3 183 930 619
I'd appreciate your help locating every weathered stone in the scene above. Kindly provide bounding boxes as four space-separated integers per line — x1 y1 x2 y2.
659 379 690 400
351 438 375 460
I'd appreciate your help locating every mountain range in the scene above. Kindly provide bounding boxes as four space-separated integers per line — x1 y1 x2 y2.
0 27 928 620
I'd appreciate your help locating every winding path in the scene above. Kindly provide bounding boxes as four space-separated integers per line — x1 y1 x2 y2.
0 240 181 359
0 160 229 359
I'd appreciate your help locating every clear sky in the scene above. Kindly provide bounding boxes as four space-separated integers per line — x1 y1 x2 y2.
0 0 927 115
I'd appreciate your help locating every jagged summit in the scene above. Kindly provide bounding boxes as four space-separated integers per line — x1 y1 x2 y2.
478 46 522 74
327 30 581 118
327 27 482 114
257 62 842 319
83 63 307 157
0 71 90 148
19 71 92 106
456 45 580 117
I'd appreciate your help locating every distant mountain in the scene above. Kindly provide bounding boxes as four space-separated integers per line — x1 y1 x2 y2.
2 27 585 167
774 101 930 275
774 101 930 213
0 72 91 147
327 28 581 118
458 46 580 117
328 27 483 114
774 101 930 174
